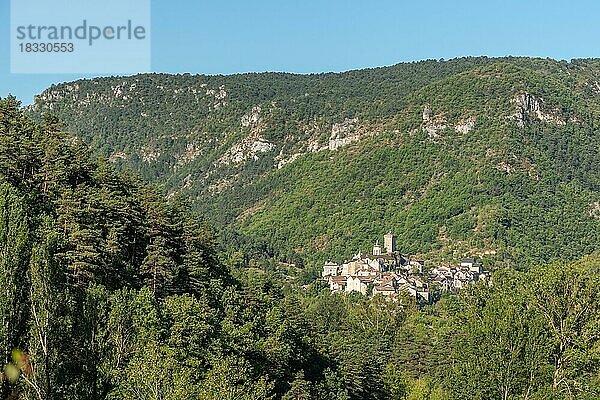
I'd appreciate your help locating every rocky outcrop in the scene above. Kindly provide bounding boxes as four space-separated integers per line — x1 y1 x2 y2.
307 136 327 153
422 104 433 121
421 105 447 139
249 139 275 159
421 105 475 138
583 80 600 95
329 118 360 150
32 78 229 114
241 106 262 128
108 151 128 163
495 161 515 174
511 93 565 127
454 116 476 134
220 136 275 165
140 146 160 162
206 85 228 110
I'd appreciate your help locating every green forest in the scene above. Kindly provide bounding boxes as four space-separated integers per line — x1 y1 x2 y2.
2 94 600 398
1 57 599 399
29 57 600 269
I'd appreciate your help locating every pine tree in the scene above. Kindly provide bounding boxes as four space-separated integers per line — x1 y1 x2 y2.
0 183 31 398
0 183 31 362
138 188 182 297
0 97 36 188
282 371 312 400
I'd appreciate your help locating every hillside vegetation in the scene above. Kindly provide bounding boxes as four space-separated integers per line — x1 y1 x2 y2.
1 55 600 398
30 57 600 269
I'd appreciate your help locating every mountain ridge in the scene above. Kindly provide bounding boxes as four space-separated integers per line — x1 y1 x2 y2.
29 56 600 269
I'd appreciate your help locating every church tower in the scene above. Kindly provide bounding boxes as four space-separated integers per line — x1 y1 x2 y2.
384 232 396 254
373 242 382 256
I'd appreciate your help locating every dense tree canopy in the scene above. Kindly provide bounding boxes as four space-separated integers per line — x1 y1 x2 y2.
1 56 600 399
29 57 600 269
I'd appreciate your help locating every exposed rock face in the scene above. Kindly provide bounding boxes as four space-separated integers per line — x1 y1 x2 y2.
329 118 360 150
140 146 160 162
420 104 454 139
108 151 128 163
273 117 372 169
33 78 228 113
454 116 476 134
423 114 447 139
241 106 262 128
511 93 565 127
32 83 81 111
272 117 379 169
182 174 193 189
307 136 327 153
422 104 433 121
222 136 275 165
331 118 358 136
250 139 274 158
516 93 542 114
587 80 600 94
206 85 228 110
329 135 360 151
420 104 475 138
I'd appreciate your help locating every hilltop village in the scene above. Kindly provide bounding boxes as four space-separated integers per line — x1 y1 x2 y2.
322 233 489 303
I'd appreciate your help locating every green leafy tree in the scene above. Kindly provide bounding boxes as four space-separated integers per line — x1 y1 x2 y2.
449 269 553 400
528 258 600 397
26 218 62 400
198 356 275 400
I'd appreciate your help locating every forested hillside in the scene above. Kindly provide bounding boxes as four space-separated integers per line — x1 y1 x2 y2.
2 95 600 399
29 57 600 269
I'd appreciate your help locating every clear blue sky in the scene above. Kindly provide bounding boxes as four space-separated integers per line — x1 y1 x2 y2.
1 0 598 104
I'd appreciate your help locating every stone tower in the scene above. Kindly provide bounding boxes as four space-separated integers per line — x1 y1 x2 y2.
384 232 396 254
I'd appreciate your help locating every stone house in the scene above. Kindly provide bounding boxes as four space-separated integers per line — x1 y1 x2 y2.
346 276 373 295
322 261 339 277
327 275 347 292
